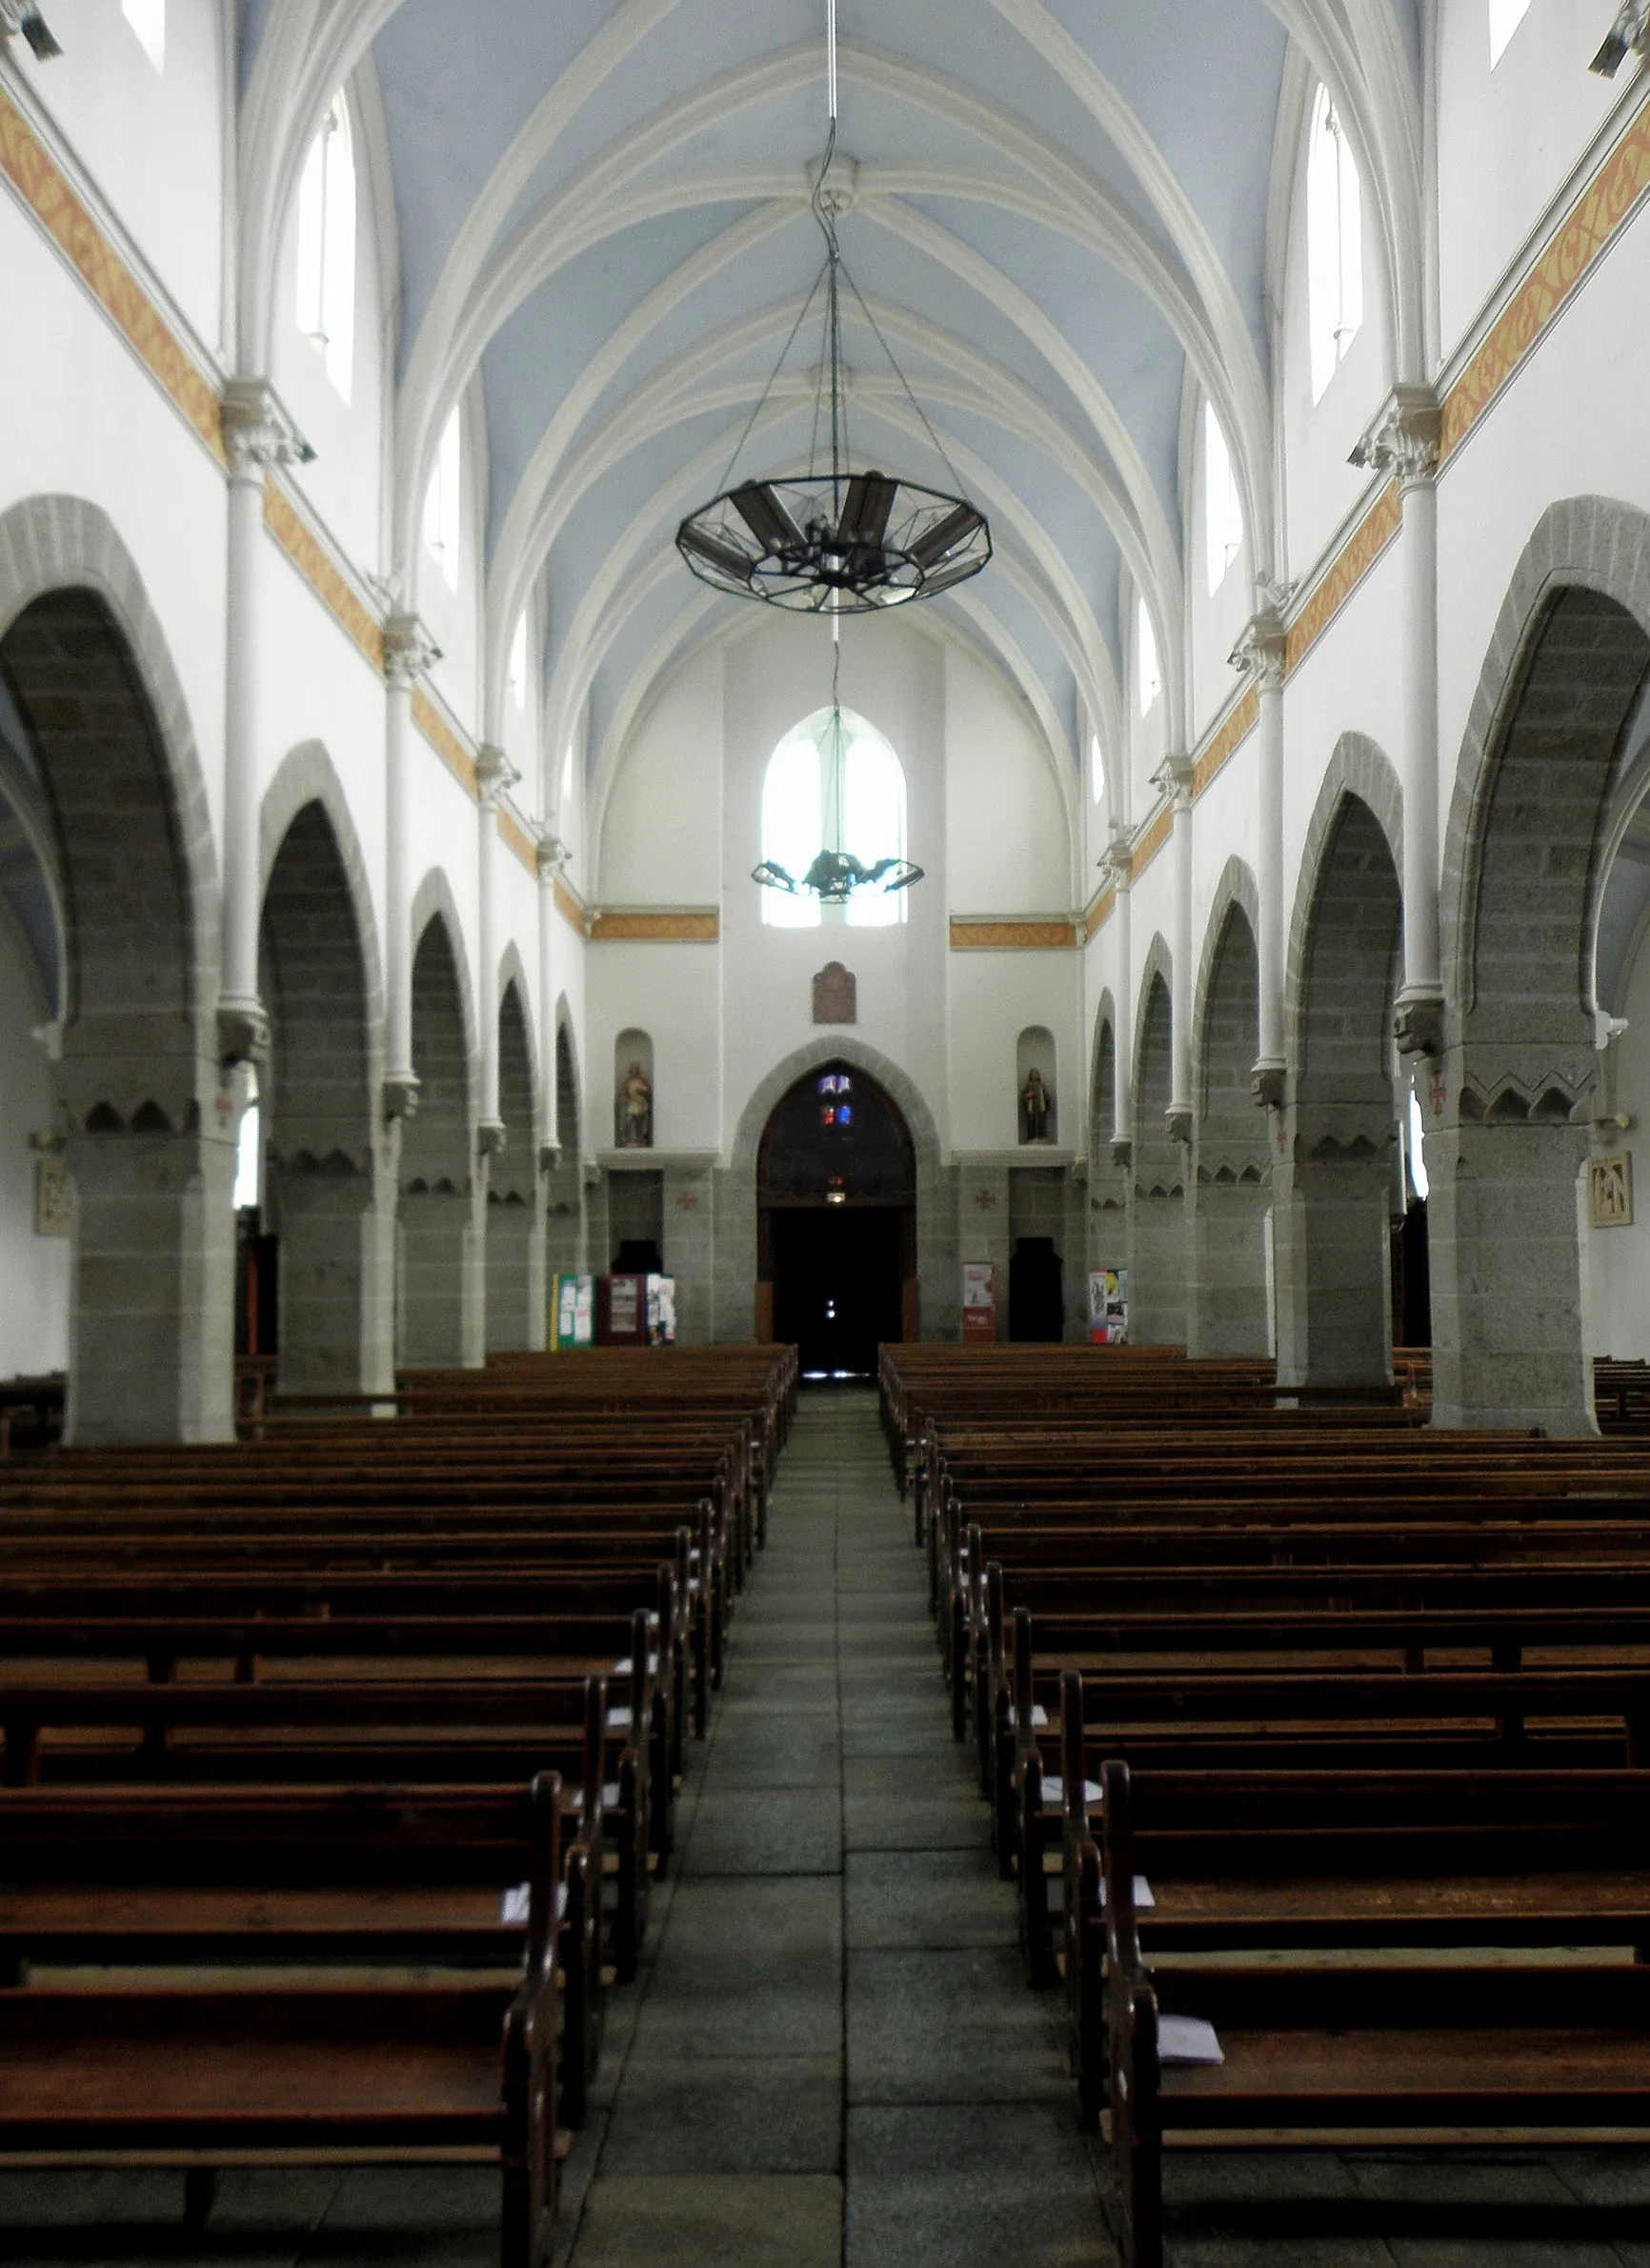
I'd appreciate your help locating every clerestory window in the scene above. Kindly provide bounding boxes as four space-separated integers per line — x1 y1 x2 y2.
422 406 463 592
1488 0 1535 66
760 707 908 931
122 0 164 70
1306 86 1363 404
1136 596 1161 717
295 93 357 403
1203 402 1244 596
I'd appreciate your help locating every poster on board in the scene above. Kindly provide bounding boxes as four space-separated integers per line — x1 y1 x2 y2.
962 1261 996 1344
1089 1267 1129 1345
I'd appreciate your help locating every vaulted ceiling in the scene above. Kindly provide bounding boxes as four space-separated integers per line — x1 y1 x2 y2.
239 1 1424 797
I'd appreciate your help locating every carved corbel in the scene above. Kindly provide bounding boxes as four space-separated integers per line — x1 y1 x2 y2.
382 1074 421 1124
217 999 270 1069
1349 386 1441 489
1229 610 1287 688
382 612 441 691
475 745 520 811
221 378 313 478
476 1119 507 1158
1393 994 1445 1059
1164 1105 1193 1145
1250 1062 1287 1111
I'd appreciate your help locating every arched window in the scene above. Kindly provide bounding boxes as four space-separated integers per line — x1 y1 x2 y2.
295 93 356 402
760 707 908 931
422 405 463 592
1306 86 1363 404
122 0 165 70
1488 0 1535 65
558 743 575 821
1203 401 1244 596
1090 732 1105 805
508 613 529 710
1136 596 1161 717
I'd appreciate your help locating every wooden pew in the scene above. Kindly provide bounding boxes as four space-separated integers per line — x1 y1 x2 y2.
0 1773 565 2265
1097 1758 1650 2268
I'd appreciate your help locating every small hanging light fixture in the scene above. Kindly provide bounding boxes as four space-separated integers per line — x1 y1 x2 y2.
676 0 991 617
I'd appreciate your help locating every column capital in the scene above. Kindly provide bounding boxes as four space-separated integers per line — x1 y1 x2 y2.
476 1119 507 1157
1229 608 1287 688
537 830 571 887
221 377 312 480
1154 753 1195 812
1101 826 1134 886
1350 384 1440 489
382 1074 421 1123
475 744 520 810
383 612 441 691
1393 992 1445 1059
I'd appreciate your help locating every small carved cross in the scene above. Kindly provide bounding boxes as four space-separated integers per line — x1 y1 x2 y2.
675 1192 698 1212
1428 1069 1445 1116
974 1188 996 1210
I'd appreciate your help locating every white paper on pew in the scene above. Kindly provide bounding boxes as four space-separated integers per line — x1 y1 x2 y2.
607 1706 633 1730
1157 2015 1223 2065
1007 1705 1049 1729
613 1656 661 1677
1098 1875 1156 1910
1039 1773 1102 1807
501 1883 530 1923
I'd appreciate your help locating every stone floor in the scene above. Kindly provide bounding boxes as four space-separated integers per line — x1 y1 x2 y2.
4 1386 1650 2265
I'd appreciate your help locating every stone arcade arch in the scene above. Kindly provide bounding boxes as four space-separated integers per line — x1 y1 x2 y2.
544 1010 586 1286
0 497 229 1442
1433 499 1650 1433
1129 946 1185 1347
725 1038 956 1346
487 970 542 1353
400 890 481 1368
1277 744 1404 1395
258 756 393 1396
1189 863 1270 1358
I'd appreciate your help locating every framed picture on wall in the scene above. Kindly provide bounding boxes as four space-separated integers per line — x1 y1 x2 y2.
1588 1152 1634 1229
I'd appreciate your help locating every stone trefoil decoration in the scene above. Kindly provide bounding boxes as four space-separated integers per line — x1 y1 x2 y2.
1020 1067 1054 1145
675 1 989 618
813 960 856 1025
615 1060 653 1149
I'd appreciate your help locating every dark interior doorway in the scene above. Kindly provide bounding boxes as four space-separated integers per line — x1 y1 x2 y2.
757 1060 916 1380
1391 1200 1431 1349
1009 1236 1063 1342
772 1207 902 1376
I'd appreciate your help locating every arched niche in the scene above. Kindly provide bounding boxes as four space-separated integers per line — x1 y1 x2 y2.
614 1028 654 1149
1016 1025 1057 1144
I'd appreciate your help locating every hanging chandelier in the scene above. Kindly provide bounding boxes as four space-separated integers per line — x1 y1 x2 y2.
675 0 991 617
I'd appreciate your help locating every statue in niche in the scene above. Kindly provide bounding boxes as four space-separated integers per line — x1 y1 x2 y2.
1019 1067 1054 1146
615 1060 653 1149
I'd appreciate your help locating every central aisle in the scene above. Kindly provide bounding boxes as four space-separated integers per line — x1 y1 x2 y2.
556 1388 1109 2268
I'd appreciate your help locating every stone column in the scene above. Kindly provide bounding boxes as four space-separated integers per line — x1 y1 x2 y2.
1165 756 1195 1144
1106 831 1134 1158
474 747 517 1151
1230 610 1287 1105
957 1165 1012 1340
1272 1119 1396 1393
1355 388 1445 1056
65 1114 238 1444
662 1161 714 1343
382 614 439 1121
218 380 309 1067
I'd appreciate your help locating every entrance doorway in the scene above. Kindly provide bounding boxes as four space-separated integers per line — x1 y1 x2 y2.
757 1061 916 1379
773 1208 902 1375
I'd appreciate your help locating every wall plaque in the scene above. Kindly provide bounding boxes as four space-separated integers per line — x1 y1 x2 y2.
1588 1151 1634 1228
812 961 856 1024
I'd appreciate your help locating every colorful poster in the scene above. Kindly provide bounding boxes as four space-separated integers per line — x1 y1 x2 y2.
646 1274 677 1345
1089 1267 1129 1345
962 1261 996 1344
553 1273 595 1349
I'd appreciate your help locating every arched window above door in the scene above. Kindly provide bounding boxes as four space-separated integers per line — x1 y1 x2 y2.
759 707 908 931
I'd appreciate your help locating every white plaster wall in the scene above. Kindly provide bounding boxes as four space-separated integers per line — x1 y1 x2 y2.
7 0 227 353
1186 404 1255 745
0 915 69 1380
1276 89 1392 589
273 88 391 583
587 941 721 1152
946 953 1082 1152
595 645 722 906
0 194 229 840
1435 0 1623 351
944 644 1069 911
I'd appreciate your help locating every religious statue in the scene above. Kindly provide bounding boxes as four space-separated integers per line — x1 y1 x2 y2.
615 1060 653 1149
1019 1066 1053 1145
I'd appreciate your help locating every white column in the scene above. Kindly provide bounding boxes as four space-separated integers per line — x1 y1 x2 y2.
381 613 439 1120
474 746 518 1153
536 831 567 1165
217 379 309 1063
1166 756 1195 1142
1354 388 1443 1055
1231 611 1287 1105
1106 830 1134 1161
